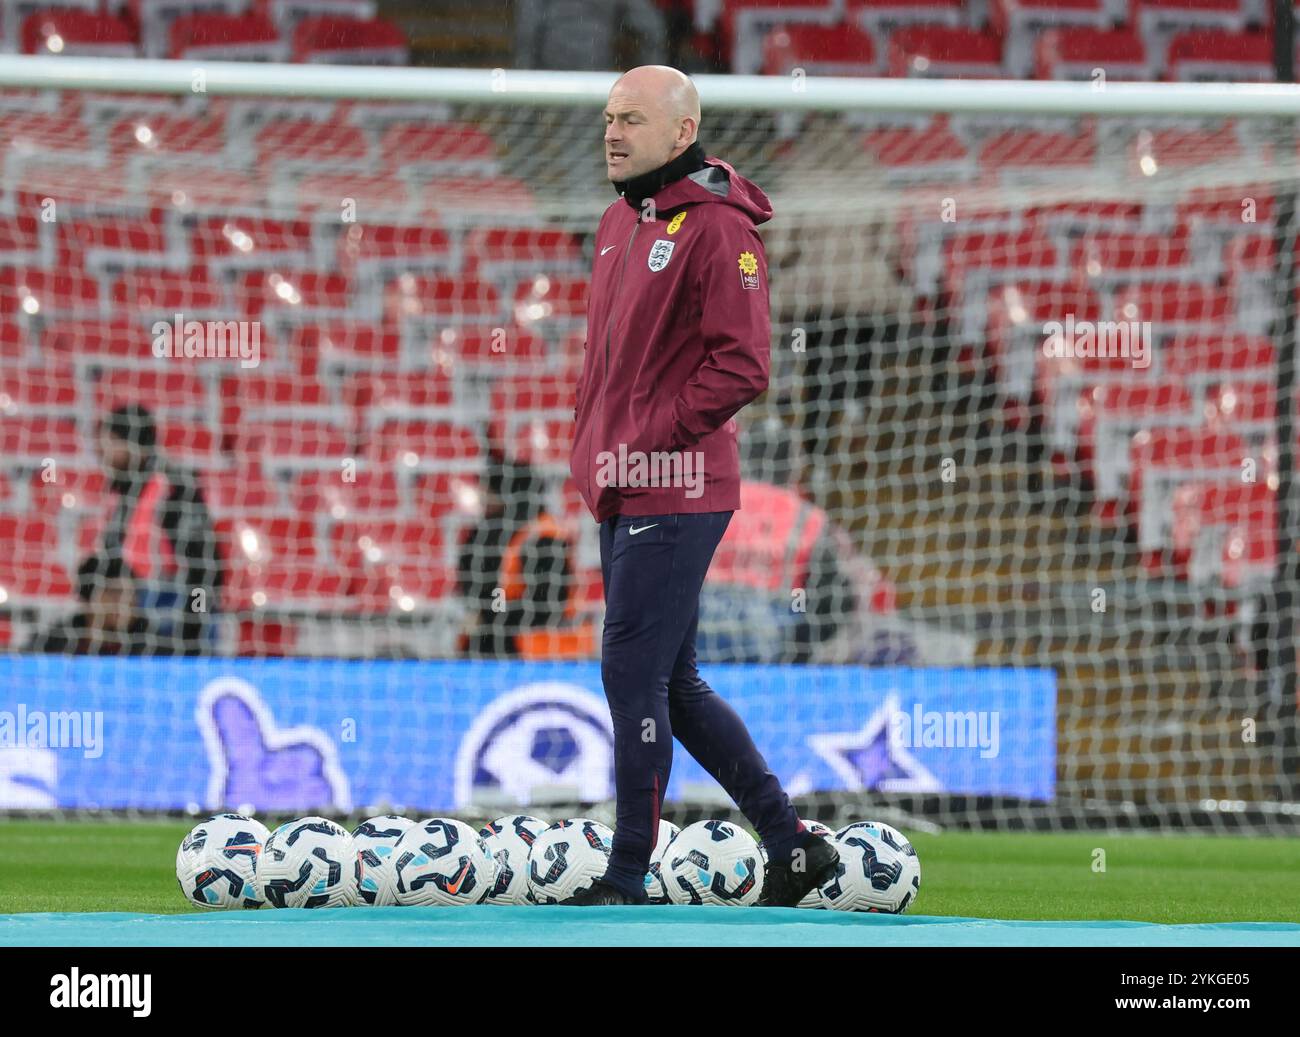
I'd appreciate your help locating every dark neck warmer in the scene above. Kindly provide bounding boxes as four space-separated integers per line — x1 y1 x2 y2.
612 141 707 211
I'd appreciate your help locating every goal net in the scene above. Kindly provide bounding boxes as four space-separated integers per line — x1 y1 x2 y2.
0 62 1296 833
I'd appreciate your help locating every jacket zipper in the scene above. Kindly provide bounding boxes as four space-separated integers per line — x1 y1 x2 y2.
588 218 641 513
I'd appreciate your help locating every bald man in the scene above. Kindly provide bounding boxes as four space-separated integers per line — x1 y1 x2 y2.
566 66 840 906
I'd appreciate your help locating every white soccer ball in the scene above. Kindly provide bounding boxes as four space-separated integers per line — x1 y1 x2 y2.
176 813 269 909
644 819 680 904
526 818 614 904
480 815 549 905
662 819 764 906
392 818 495 907
261 817 358 909
353 815 416 907
818 820 921 914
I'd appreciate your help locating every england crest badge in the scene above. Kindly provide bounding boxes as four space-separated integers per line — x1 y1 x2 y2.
647 239 675 272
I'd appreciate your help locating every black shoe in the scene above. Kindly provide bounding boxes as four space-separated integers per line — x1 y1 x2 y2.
759 834 840 907
561 879 644 906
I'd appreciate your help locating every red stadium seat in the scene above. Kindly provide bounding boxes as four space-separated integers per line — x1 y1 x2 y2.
201 466 285 517
43 318 157 366
156 419 221 466
342 371 456 424
27 467 108 515
862 116 971 180
412 470 482 519
888 26 1004 78
0 416 81 462
1035 27 1151 80
126 0 238 59
331 518 451 611
1114 283 1236 329
418 324 549 374
1070 230 1196 282
1162 334 1274 377
0 364 80 413
95 363 207 403
254 118 369 165
112 271 225 315
55 211 170 272
291 322 404 372
1205 380 1275 431
1 269 101 318
219 515 341 609
505 418 575 468
1135 0 1256 49
365 420 480 469
719 0 845 73
489 373 576 462
291 16 408 64
418 177 538 219
0 519 73 603
1129 425 1249 548
169 11 286 61
21 10 137 57
232 420 351 464
291 172 411 217
1177 184 1275 228
236 270 353 319
144 167 273 212
462 226 584 278
990 0 1116 76
0 320 28 362
0 112 90 156
291 467 403 519
1129 123 1245 172
849 0 965 29
377 123 498 174
941 229 1059 296
762 23 880 76
978 125 1098 171
512 275 589 333
335 223 454 275
1165 29 1273 81
384 276 502 325
190 216 315 272
220 375 338 437
1077 381 1198 503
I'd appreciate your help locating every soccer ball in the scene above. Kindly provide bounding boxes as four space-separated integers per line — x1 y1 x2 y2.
392 818 495 907
480 815 549 905
644 819 680 904
663 820 764 906
526 818 614 904
818 820 921 914
353 815 416 907
176 813 269 909
261 817 358 909
757 819 834 910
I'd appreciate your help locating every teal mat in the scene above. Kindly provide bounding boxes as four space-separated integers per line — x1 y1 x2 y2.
3 907 1299 947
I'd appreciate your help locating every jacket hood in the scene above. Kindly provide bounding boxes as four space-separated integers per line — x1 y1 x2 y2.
650 158 774 227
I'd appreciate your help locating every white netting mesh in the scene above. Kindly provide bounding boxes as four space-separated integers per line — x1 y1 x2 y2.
0 75 1297 829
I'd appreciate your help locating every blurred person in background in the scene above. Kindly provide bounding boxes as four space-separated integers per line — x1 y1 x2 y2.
23 554 165 656
95 404 223 655
456 451 593 658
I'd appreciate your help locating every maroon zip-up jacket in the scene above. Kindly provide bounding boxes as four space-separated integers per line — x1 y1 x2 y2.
570 155 773 523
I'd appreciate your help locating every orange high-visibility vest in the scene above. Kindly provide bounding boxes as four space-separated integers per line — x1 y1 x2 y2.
499 513 597 660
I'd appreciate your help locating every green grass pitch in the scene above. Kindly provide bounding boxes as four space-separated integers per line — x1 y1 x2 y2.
1 820 1298 923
